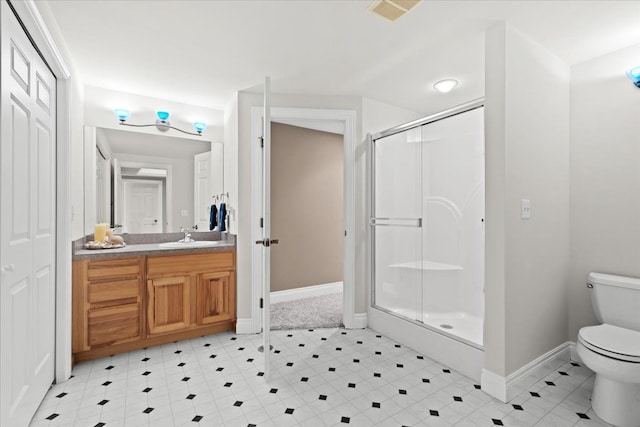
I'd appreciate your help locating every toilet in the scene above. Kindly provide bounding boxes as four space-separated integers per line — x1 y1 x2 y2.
577 272 640 427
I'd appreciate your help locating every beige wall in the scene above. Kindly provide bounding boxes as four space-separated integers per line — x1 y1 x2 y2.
569 42 640 341
485 23 571 377
270 123 343 292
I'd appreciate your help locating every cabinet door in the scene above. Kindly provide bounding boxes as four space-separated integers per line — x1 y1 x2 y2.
147 276 190 335
197 271 235 325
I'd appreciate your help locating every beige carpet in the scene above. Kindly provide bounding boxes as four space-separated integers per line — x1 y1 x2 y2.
270 292 343 330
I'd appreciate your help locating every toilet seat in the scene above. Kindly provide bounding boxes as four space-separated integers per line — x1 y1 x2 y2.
579 324 640 363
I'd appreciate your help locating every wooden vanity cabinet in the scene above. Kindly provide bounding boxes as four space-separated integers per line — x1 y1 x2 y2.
73 250 236 363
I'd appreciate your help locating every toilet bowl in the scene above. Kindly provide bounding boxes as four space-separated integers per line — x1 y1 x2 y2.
578 273 640 427
577 324 640 427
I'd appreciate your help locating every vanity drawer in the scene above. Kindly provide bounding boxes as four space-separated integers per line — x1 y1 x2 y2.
88 278 141 305
87 304 141 347
87 257 142 281
147 251 234 276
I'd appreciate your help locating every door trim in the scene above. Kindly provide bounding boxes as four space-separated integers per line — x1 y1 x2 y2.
8 0 73 384
250 106 357 332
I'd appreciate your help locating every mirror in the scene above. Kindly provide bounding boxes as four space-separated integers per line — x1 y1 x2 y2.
84 126 224 235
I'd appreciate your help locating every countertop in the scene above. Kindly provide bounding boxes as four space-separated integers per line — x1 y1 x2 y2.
72 231 236 260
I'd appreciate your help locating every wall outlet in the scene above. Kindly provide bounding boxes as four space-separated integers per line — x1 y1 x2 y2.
181 209 189 217
521 199 531 220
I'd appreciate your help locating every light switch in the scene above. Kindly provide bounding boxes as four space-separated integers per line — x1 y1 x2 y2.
521 199 531 220
181 209 189 217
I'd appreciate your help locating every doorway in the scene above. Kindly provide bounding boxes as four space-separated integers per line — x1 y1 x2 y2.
269 122 344 329
250 106 356 334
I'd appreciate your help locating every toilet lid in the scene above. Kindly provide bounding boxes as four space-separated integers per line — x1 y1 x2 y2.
579 324 640 362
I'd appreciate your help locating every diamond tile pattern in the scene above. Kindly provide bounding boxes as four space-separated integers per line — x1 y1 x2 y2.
30 328 611 426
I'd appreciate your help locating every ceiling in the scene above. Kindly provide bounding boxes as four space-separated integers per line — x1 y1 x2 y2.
45 1 640 115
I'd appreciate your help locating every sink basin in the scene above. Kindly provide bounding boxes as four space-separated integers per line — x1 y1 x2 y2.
158 241 224 249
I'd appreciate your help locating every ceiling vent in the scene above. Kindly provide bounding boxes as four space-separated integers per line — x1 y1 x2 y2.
369 0 422 22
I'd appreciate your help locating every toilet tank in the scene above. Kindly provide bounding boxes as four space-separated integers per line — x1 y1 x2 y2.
589 272 640 331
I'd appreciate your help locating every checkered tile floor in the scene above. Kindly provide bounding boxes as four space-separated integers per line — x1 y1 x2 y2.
30 328 611 426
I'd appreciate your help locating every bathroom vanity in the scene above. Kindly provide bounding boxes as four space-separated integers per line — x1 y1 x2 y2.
71 234 236 363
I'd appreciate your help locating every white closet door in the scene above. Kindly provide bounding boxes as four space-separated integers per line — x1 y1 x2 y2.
1 2 57 425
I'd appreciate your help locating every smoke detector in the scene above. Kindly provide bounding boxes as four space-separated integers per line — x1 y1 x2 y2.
369 0 422 22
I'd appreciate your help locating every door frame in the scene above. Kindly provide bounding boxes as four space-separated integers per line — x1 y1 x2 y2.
250 106 357 332
8 0 73 383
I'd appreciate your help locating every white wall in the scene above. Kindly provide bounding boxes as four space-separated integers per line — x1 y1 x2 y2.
484 23 570 378
569 42 640 341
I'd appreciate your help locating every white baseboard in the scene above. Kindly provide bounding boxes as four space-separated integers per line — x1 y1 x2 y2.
270 282 343 304
482 341 571 403
481 369 508 402
235 318 257 335
349 313 367 329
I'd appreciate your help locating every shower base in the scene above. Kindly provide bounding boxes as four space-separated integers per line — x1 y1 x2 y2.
368 306 484 381
422 311 483 347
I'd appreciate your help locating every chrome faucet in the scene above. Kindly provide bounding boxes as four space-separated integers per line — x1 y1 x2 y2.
179 227 195 243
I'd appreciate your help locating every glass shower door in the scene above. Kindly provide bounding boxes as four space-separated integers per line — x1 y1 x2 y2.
371 127 423 321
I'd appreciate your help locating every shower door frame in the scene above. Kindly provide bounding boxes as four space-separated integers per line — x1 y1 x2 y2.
368 97 485 349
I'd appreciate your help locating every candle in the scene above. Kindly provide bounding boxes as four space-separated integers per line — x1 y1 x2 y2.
94 223 108 243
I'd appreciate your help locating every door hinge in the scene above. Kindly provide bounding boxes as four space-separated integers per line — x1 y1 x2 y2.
260 136 264 148
260 217 264 228
260 298 264 308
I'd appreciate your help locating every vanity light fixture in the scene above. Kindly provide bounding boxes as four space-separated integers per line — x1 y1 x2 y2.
114 109 207 136
627 66 640 88
433 79 459 93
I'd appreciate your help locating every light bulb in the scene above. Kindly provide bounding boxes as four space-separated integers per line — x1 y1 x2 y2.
114 108 130 122
193 122 207 133
433 79 459 93
156 111 170 121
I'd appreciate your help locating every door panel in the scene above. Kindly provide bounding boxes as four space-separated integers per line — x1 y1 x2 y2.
197 271 235 325
1 2 57 424
147 276 190 335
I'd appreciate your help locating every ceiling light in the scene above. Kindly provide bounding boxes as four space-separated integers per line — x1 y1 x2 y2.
113 109 206 136
433 79 459 93
627 66 640 88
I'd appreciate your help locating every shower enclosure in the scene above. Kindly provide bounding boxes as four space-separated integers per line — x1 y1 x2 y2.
368 100 484 379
